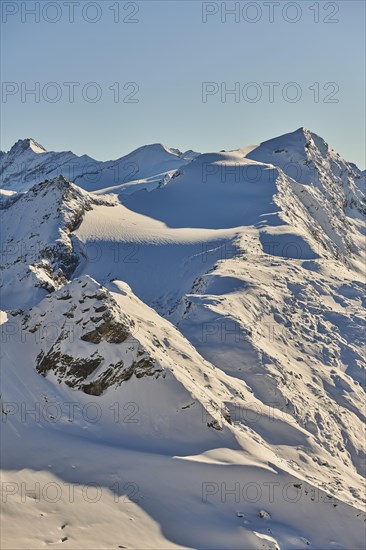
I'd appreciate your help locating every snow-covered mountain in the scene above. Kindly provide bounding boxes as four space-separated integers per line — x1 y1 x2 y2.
1 129 365 550
0 138 199 195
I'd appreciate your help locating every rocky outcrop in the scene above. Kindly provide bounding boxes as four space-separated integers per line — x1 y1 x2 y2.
20 276 163 395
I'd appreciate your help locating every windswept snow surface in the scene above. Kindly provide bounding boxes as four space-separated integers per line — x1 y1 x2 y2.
1 129 365 549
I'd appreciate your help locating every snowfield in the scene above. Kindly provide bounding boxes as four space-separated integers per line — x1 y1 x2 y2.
1 128 365 549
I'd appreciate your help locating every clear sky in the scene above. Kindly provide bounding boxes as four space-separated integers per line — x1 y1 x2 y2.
1 0 365 167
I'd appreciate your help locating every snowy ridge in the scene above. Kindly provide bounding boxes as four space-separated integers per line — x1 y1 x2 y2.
0 175 115 309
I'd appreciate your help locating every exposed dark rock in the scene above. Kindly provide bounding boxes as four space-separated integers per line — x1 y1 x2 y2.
80 313 130 344
36 349 103 385
82 357 162 396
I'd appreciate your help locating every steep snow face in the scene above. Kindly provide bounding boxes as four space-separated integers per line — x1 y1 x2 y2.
0 176 115 309
246 127 365 211
0 140 199 195
243 129 366 272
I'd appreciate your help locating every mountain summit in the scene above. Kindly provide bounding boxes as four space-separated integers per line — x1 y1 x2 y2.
7 138 47 155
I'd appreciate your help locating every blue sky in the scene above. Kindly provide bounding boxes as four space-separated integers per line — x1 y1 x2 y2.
1 1 365 167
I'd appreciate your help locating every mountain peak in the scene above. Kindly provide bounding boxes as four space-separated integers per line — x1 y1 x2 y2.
245 126 331 163
294 126 310 135
290 126 328 146
8 138 46 155
264 127 320 146
25 174 75 197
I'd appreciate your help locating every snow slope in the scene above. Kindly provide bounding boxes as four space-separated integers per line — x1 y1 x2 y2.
1 128 365 549
2 276 365 549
